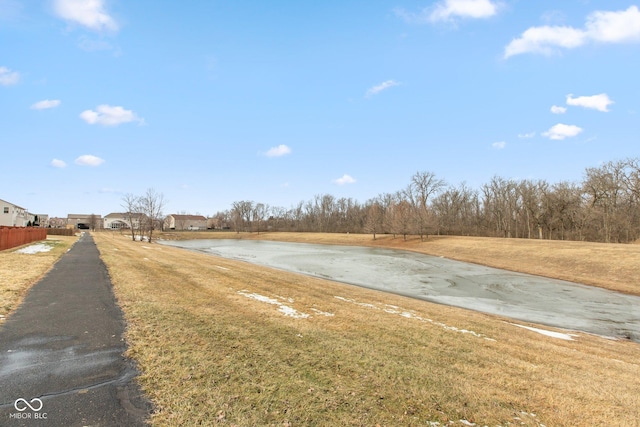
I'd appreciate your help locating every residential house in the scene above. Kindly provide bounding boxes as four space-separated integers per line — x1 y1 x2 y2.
0 198 29 227
67 214 103 230
166 214 208 231
103 212 146 230
48 217 68 228
33 214 49 227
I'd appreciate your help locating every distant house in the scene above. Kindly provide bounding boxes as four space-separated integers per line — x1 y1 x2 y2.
166 214 208 231
103 212 146 230
33 214 49 228
0 198 29 227
67 214 103 230
48 217 68 228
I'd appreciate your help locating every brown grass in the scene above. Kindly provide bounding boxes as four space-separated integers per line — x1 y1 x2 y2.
161 231 640 296
0 235 78 321
93 232 640 426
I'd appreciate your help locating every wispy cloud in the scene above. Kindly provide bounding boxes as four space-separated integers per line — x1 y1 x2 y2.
31 99 61 110
77 36 120 55
265 144 292 157
566 93 614 112
333 174 356 185
75 154 105 166
99 187 121 194
396 0 499 24
53 0 118 32
550 105 567 114
366 80 400 97
0 66 20 86
518 132 536 139
542 123 583 140
504 6 640 58
51 159 67 168
492 141 506 149
80 105 144 126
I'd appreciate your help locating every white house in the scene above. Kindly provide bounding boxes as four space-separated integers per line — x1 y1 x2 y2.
103 212 146 230
0 198 29 227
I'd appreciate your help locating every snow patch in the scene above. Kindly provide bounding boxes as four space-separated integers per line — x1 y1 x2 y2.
510 323 577 341
311 308 335 317
15 243 53 254
238 290 310 319
335 296 493 340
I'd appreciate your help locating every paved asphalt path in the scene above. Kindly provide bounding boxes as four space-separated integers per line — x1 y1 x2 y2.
0 233 152 426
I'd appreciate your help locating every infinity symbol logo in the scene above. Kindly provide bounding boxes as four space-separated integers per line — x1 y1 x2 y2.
14 398 43 412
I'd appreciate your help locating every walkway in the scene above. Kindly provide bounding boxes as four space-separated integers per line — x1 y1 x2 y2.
0 233 151 426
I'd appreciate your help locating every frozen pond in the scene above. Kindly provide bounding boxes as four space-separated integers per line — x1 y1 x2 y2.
160 239 640 342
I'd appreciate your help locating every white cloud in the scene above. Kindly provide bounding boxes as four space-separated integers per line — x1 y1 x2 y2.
366 80 400 97
504 26 587 58
0 66 20 86
430 0 499 22
80 104 143 126
53 0 118 32
75 154 105 166
504 6 640 58
265 144 292 157
333 174 356 185
396 0 499 23
31 99 61 110
518 132 536 139
542 123 583 140
566 93 614 112
492 141 506 149
585 6 640 43
51 159 67 168
550 105 567 114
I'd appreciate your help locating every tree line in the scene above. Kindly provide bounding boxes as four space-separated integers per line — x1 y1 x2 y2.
210 157 640 243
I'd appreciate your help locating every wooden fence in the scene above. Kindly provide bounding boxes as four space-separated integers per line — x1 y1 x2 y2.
0 227 48 251
46 228 75 236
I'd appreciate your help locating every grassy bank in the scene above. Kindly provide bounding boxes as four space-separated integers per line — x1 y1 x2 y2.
0 235 78 321
159 231 640 296
94 232 640 426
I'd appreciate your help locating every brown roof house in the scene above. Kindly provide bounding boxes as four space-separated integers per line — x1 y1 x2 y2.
166 214 208 231
67 214 103 230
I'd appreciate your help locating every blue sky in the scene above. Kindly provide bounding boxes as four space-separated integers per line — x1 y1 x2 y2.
1 0 639 217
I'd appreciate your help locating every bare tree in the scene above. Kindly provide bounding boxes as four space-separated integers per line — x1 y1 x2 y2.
88 214 99 231
122 193 142 241
364 201 383 240
231 201 253 233
139 188 166 243
406 171 445 241
253 203 268 234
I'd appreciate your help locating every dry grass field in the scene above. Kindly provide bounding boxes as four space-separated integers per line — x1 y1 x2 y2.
0 235 78 322
93 231 640 426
